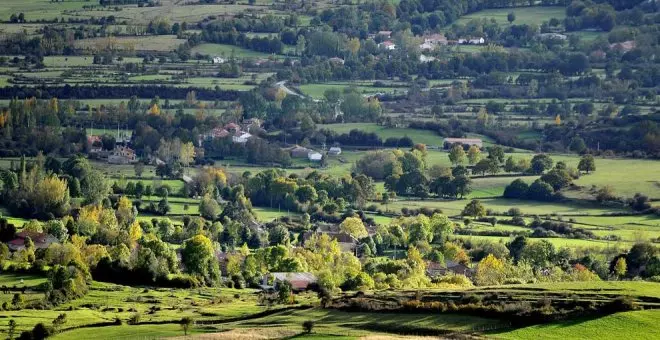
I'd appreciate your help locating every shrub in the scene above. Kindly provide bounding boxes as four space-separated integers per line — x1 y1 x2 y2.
302 320 315 333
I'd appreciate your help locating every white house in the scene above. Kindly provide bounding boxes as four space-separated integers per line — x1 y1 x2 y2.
469 37 485 44
328 147 342 156
419 41 435 51
308 151 323 162
212 56 226 64
419 54 436 63
232 132 252 144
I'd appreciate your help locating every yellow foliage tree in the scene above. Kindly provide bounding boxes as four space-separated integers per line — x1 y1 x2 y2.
339 216 368 239
475 254 505 286
149 103 160 115
555 114 561 125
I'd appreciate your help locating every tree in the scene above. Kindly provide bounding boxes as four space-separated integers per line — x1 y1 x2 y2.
277 279 293 304
473 159 490 176
486 146 505 164
52 313 67 333
179 142 196 172
8 319 16 340
180 317 194 336
521 240 555 269
448 144 466 165
507 12 516 23
467 145 481 165
268 224 290 246
462 200 486 218
475 254 505 285
340 217 368 239
81 169 109 204
199 194 221 220
503 179 529 199
133 162 144 177
614 257 627 278
527 179 554 201
529 154 553 174
578 155 596 174
182 235 220 284
569 137 587 153
302 320 315 334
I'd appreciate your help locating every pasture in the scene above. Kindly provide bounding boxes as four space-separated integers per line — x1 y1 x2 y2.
452 6 567 27
191 43 274 59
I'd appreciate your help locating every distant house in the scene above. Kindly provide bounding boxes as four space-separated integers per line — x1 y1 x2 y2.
232 132 252 144
426 260 473 278
308 151 323 162
419 54 436 63
443 138 483 149
87 135 103 153
212 56 226 64
379 40 396 50
377 31 392 39
423 33 448 45
328 147 342 156
419 41 435 51
108 146 137 164
290 146 312 158
609 40 636 52
225 122 241 133
261 272 317 291
302 231 357 252
538 33 567 41
8 231 59 251
328 57 345 65
458 37 485 45
209 127 230 139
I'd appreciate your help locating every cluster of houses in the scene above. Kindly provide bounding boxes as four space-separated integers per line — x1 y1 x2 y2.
373 31 486 53
290 145 341 162
203 121 255 145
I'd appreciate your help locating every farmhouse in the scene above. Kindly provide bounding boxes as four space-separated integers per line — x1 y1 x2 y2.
261 272 317 291
377 31 392 39
290 146 312 158
458 37 485 45
423 33 448 45
379 41 396 50
308 151 323 162
302 231 357 252
232 131 252 144
609 40 636 52
107 146 137 164
419 54 436 63
8 231 59 251
87 135 103 153
443 138 483 149
328 57 345 65
212 56 226 64
328 146 342 156
426 260 474 278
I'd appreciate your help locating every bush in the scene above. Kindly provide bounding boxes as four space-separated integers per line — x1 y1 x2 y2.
128 313 141 325
302 320 315 333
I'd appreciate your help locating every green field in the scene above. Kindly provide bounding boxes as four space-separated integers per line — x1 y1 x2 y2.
318 123 445 146
191 43 274 59
452 6 567 27
494 310 660 340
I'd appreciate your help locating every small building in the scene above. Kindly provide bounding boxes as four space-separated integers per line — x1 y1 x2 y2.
458 37 485 45
290 146 312 158
225 122 240 133
419 54 436 63
8 231 59 251
426 260 473 278
302 231 356 252
308 151 323 162
328 147 342 156
443 138 483 149
328 57 345 65
379 40 396 50
261 272 317 291
377 31 392 39
423 33 448 45
87 135 103 153
232 132 252 144
212 56 226 64
209 127 230 139
609 40 636 53
538 33 567 41
108 146 137 164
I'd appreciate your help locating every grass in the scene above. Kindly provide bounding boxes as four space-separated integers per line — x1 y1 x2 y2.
0 273 47 287
318 123 445 146
493 309 660 340
0 0 88 21
299 83 404 99
51 323 211 340
74 36 187 53
452 6 566 27
191 43 273 59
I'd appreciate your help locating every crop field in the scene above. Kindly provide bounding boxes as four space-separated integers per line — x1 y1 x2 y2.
318 123 445 146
